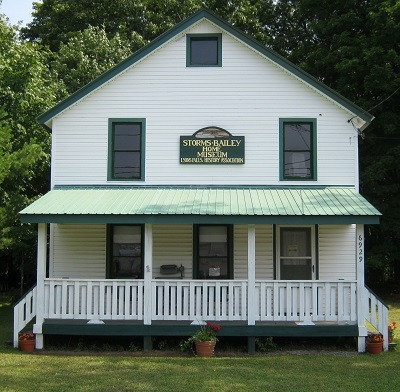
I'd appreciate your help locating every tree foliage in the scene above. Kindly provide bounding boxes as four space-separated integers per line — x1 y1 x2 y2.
0 15 61 290
22 0 275 51
52 26 141 95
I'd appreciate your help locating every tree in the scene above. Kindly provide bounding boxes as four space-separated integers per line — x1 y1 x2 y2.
51 26 142 95
0 16 61 291
22 0 275 51
21 0 146 51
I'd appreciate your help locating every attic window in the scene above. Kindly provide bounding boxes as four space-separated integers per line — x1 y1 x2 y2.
187 34 222 67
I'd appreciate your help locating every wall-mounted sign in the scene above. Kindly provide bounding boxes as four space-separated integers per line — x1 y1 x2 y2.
180 127 245 164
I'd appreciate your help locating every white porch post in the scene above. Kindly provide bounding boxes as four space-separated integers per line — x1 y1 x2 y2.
33 223 47 349
247 224 256 325
144 224 153 325
356 224 367 352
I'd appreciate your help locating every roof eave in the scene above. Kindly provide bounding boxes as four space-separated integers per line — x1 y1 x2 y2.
20 213 380 225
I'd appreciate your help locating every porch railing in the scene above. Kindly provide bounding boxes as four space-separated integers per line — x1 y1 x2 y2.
43 279 144 320
13 285 37 348
152 280 247 321
41 278 358 323
363 286 389 350
254 281 357 322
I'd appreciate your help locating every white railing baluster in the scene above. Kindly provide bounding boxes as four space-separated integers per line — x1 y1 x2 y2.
363 286 389 350
13 285 37 347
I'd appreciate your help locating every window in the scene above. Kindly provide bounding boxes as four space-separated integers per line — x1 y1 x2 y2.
278 227 313 280
280 119 316 180
108 119 145 180
194 225 232 279
187 34 222 67
109 225 143 279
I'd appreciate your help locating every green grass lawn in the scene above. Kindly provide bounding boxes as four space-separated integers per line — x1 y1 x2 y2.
1 291 399 392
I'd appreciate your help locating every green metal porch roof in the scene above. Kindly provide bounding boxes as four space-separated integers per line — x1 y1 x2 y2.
19 186 381 225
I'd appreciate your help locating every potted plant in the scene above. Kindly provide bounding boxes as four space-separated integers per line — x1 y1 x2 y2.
388 321 397 343
366 332 383 354
19 332 35 352
181 322 221 357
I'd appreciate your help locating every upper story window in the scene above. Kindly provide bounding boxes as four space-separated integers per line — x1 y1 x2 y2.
108 119 145 180
186 34 222 67
280 119 317 180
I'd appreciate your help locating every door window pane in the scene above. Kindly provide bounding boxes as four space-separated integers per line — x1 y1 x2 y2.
279 228 312 280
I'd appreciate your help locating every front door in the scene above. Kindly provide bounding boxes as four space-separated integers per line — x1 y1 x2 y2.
278 227 314 280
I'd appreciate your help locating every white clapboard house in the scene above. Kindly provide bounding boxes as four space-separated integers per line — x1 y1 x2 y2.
14 9 387 352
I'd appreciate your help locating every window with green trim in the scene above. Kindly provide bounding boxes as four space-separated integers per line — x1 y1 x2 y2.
187 34 222 67
108 119 145 180
109 225 143 279
280 119 316 180
194 225 232 279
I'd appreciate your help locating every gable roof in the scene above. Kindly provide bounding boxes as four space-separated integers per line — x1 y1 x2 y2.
39 8 374 129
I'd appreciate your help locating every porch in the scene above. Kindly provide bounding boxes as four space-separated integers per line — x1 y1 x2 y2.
15 186 385 351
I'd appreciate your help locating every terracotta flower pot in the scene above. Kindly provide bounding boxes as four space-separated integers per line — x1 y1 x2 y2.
19 339 35 352
366 341 383 354
195 340 216 357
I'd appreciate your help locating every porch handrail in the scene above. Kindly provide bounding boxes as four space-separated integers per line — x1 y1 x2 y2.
43 278 144 320
363 285 389 350
13 285 37 348
152 279 247 321
254 280 357 322
37 279 362 325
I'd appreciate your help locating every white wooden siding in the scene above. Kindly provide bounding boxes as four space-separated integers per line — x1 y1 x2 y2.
234 225 247 279
51 224 106 279
51 20 358 187
234 225 273 279
152 224 193 278
318 225 356 280
256 225 274 279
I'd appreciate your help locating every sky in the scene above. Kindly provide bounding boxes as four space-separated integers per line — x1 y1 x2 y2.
1 0 37 26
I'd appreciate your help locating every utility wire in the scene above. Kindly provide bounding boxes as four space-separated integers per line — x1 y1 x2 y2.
348 85 400 123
